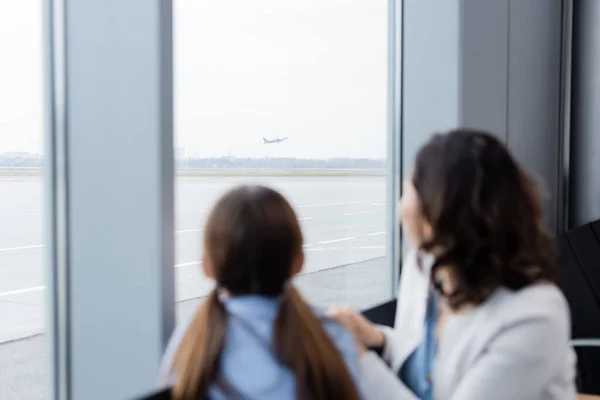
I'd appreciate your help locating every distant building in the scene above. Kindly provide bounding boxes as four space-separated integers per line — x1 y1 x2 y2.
3 151 31 159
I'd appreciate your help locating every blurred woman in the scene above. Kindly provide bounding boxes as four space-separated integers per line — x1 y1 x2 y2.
331 129 576 400
160 185 360 400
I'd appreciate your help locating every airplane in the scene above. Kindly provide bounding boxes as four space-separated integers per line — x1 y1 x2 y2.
263 137 289 144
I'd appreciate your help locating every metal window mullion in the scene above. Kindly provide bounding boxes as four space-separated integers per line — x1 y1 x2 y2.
387 0 403 297
558 0 573 232
45 0 71 399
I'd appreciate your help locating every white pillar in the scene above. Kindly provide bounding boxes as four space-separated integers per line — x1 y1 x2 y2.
44 1 175 398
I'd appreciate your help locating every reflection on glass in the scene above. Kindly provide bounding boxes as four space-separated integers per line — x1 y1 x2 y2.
0 2 46 399
174 0 390 319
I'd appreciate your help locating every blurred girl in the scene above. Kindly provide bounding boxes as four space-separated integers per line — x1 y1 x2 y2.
160 185 360 400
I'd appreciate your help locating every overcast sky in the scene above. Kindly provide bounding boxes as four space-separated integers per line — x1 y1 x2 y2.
0 1 387 159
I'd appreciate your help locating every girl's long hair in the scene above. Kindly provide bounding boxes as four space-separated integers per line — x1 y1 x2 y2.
169 185 359 400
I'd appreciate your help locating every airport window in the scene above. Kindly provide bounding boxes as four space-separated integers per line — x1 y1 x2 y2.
0 2 46 399
173 0 393 320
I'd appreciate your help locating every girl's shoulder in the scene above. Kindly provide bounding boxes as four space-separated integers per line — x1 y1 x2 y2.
312 307 351 338
313 308 362 383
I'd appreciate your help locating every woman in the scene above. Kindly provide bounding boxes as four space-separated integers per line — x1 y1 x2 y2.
331 129 577 399
160 185 361 400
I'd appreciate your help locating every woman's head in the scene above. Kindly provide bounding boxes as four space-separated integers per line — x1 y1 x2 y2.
202 185 304 296
401 128 558 308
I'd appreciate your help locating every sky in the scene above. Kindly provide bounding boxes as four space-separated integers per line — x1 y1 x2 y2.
0 1 387 159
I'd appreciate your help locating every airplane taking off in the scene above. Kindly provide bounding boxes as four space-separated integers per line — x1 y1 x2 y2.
263 137 289 144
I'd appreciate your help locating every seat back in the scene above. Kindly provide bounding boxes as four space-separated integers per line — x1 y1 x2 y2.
361 298 396 327
559 220 600 394
573 342 600 396
136 388 171 399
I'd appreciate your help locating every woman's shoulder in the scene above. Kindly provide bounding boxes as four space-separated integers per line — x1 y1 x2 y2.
491 283 570 323
457 283 572 351
445 284 571 347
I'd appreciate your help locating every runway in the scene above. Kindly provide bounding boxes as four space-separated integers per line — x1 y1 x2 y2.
0 175 389 343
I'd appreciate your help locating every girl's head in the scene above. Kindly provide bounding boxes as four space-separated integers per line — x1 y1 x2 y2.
400 128 558 309
202 185 304 296
170 185 358 400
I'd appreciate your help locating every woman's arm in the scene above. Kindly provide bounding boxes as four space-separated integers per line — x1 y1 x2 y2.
376 325 398 364
360 351 420 400
329 308 420 399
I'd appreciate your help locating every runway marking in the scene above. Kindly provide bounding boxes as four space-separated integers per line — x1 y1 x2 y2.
343 211 375 216
0 232 386 297
309 230 386 247
298 217 314 221
0 228 205 252
0 286 45 298
296 200 384 209
325 224 382 230
0 230 387 254
305 245 385 252
0 213 43 216
0 244 45 253
175 261 201 268
0 261 203 297
175 228 203 234
318 237 356 245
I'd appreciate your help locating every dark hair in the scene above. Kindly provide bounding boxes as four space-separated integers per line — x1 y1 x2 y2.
169 185 359 400
413 128 558 310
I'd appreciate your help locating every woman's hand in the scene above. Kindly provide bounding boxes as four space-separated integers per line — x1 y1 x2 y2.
328 305 385 350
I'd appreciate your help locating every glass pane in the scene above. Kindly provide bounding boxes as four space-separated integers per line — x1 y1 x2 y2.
174 0 390 320
0 2 46 399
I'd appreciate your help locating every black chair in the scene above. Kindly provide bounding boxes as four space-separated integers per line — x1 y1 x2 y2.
559 219 600 395
361 298 396 327
571 339 600 396
136 388 171 400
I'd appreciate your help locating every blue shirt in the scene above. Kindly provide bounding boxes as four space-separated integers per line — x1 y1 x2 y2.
400 290 438 400
160 295 361 400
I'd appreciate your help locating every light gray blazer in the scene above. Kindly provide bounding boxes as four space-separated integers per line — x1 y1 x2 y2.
359 249 578 400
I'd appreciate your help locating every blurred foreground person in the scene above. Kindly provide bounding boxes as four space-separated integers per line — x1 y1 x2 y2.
160 185 360 400
331 129 577 400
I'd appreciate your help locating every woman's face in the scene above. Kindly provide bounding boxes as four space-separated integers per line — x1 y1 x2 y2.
399 177 432 247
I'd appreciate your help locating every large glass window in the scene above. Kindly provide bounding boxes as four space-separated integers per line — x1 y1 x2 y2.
174 0 391 319
0 2 46 399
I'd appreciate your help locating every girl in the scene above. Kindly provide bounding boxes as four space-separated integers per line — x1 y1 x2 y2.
160 185 361 400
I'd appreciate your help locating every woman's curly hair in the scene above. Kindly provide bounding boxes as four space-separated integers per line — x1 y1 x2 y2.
413 128 559 310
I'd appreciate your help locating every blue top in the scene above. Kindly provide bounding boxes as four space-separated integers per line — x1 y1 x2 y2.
399 290 438 400
160 295 361 400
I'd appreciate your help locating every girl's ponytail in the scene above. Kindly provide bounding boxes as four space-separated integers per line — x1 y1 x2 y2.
170 289 228 399
273 286 359 400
